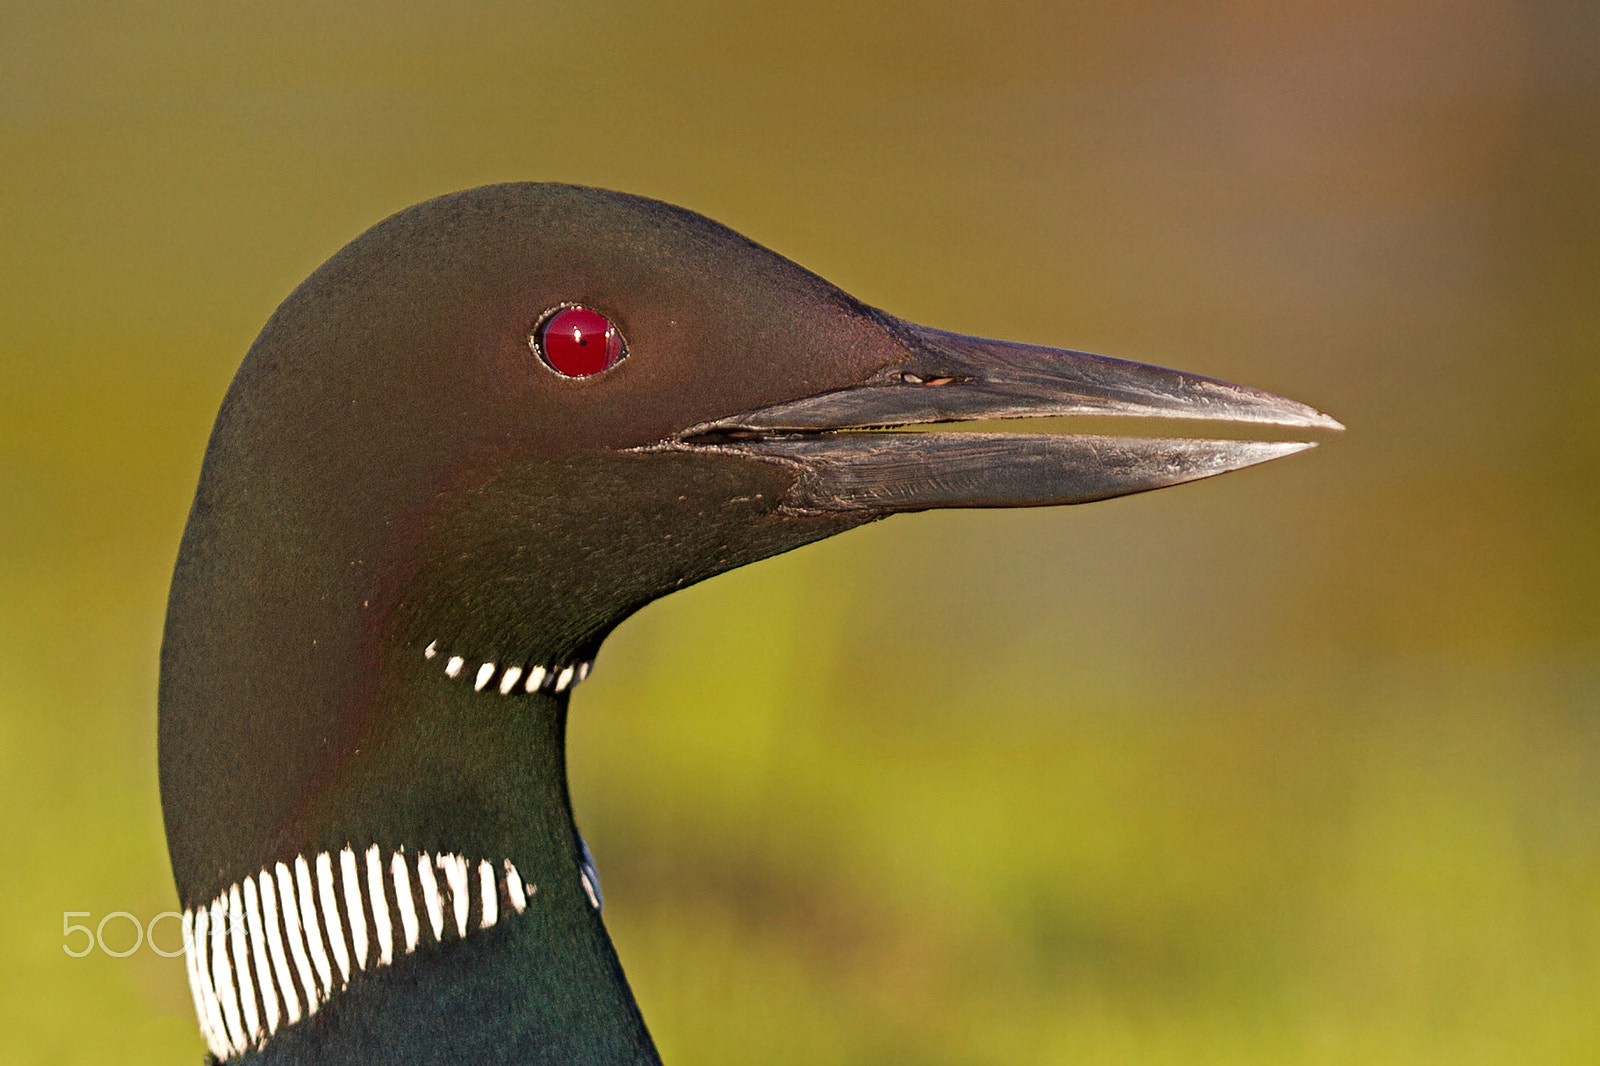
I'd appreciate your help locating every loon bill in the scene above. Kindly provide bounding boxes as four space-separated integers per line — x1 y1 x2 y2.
158 183 1341 1064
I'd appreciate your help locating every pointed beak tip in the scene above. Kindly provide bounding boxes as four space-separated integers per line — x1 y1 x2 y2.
1234 393 1343 434
1305 409 1345 433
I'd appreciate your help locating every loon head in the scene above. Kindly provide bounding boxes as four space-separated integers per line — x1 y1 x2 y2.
159 183 1339 1063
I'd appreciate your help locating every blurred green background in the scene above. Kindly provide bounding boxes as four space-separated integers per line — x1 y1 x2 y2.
3 0 1597 1062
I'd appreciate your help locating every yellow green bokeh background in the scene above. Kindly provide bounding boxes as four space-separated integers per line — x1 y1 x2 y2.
3 1 1597 1061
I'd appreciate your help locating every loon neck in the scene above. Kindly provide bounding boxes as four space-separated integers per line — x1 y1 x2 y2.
181 667 657 1064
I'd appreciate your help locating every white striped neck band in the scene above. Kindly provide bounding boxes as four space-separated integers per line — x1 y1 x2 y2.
181 846 587 1062
423 641 592 696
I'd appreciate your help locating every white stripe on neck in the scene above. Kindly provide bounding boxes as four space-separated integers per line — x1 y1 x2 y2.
339 848 368 972
183 847 546 1061
423 642 594 697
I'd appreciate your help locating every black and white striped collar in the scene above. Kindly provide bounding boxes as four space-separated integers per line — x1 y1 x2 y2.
422 641 593 696
182 845 598 1061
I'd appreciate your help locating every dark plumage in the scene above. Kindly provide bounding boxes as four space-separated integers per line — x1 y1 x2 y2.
159 183 1338 1064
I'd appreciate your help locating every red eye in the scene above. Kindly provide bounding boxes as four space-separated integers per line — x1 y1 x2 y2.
534 307 626 378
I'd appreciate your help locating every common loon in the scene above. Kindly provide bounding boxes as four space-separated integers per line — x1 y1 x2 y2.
159 183 1340 1064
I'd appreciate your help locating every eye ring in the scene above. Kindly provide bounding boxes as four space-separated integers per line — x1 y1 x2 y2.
531 305 628 378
